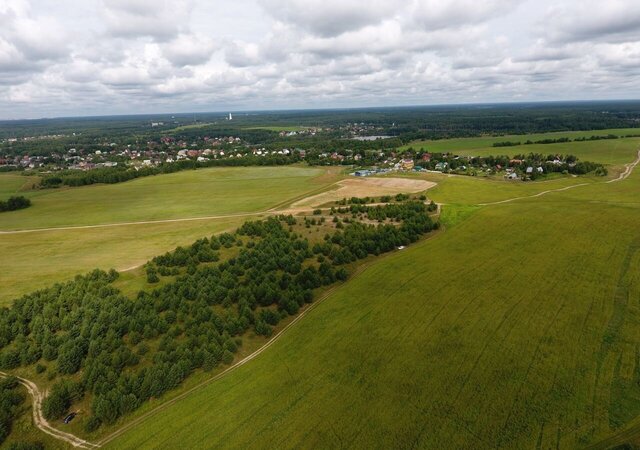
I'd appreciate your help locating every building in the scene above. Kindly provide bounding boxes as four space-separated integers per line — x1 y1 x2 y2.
401 159 415 170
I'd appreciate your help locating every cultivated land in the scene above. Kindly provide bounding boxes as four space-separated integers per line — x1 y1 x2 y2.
2 132 640 449
107 142 640 449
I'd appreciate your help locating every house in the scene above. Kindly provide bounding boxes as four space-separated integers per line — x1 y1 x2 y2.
401 159 415 170
536 166 544 173
526 166 534 174
421 153 432 162
505 172 518 180
435 162 448 171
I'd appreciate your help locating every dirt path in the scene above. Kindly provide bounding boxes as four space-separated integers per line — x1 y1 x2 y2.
479 150 640 206
94 231 441 447
0 176 434 235
0 371 99 449
0 211 267 235
606 149 640 183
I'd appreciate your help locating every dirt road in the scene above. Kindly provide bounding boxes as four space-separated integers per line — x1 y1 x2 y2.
479 149 640 206
0 371 98 448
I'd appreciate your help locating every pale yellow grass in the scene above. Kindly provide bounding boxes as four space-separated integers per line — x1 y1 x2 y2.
290 177 436 208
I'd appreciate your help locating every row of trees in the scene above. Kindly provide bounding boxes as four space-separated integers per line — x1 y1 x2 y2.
0 377 24 445
0 202 438 433
40 154 300 188
0 196 31 212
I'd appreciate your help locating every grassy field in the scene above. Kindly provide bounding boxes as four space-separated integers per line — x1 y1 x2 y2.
0 172 38 198
0 166 326 230
0 217 249 305
245 126 306 132
402 128 640 152
0 166 339 305
108 146 640 448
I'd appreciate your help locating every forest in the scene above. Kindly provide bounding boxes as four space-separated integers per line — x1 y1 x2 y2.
0 199 438 433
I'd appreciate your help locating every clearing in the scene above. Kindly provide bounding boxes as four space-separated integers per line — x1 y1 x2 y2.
290 177 435 209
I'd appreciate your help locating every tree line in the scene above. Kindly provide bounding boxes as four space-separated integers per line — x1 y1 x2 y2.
40 154 300 188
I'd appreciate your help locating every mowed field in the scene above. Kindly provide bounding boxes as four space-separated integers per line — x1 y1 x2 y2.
0 166 337 304
0 166 325 230
108 142 640 448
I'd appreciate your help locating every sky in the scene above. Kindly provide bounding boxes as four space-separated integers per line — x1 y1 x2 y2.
0 0 639 119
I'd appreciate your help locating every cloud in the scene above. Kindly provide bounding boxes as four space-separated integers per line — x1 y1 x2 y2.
0 1 69 75
544 0 640 44
161 34 218 66
259 0 399 37
102 0 194 41
409 0 522 30
0 0 639 119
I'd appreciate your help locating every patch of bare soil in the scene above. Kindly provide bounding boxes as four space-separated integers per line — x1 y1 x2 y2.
290 177 436 209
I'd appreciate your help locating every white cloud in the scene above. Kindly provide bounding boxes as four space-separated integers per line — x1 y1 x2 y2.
0 0 638 118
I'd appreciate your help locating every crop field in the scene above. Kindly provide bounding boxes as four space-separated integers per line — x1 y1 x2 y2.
108 145 640 448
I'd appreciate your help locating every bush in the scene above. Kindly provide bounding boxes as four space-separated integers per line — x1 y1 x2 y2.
84 416 101 433
0 196 31 213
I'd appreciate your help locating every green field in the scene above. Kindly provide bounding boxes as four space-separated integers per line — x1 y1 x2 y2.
245 126 306 132
108 143 640 448
0 217 249 305
0 166 325 230
0 173 37 198
2 133 639 448
0 166 338 305
402 128 640 151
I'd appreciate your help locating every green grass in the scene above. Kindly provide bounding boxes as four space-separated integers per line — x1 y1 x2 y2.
0 217 248 305
0 166 339 305
107 149 640 449
402 128 639 152
244 126 306 132
0 166 324 230
0 173 38 198
164 122 215 132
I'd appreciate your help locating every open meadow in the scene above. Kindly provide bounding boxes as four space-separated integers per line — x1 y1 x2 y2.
0 166 327 230
0 166 339 305
402 128 640 161
107 141 640 449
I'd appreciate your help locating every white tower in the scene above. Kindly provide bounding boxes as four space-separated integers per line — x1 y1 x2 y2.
229 113 233 121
